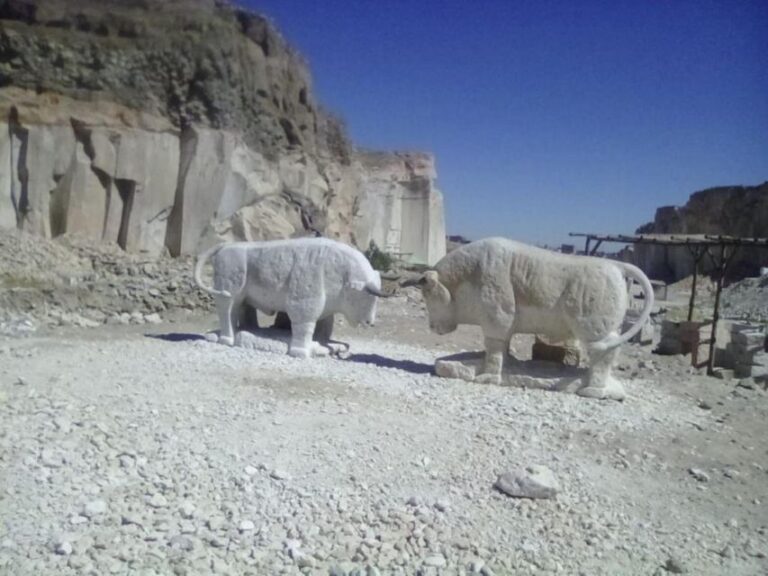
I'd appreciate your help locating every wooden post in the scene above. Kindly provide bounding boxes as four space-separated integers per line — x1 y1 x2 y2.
706 244 739 375
686 246 705 322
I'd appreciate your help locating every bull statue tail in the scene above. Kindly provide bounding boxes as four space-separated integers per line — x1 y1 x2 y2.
194 244 232 298
589 262 655 352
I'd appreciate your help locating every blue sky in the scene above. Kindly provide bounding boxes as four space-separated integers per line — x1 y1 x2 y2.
247 0 768 247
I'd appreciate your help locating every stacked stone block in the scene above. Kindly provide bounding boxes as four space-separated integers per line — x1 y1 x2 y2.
728 326 768 380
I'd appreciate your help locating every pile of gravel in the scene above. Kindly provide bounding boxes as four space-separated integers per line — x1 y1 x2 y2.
0 230 211 333
721 276 768 322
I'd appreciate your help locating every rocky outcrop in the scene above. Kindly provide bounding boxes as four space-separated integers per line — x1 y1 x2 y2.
0 0 446 263
356 151 445 265
634 183 768 281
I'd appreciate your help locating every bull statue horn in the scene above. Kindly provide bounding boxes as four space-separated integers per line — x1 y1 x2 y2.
364 284 391 298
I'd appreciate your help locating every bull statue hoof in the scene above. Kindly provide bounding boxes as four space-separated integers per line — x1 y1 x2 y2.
474 372 502 385
288 346 311 359
576 379 626 401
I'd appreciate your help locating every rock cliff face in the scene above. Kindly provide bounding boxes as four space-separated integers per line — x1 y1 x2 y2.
0 0 446 264
634 183 768 281
356 151 445 265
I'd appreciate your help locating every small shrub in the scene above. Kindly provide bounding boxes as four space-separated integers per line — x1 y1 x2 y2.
364 241 394 272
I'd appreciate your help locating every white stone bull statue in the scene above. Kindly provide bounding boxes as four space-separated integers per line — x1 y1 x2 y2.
403 237 654 399
194 238 387 358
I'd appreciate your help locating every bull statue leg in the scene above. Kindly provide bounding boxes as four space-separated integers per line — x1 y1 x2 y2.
579 335 626 401
314 314 334 343
215 294 238 346
288 320 317 358
475 333 509 385
314 315 350 357
474 274 515 385
287 295 328 358
311 315 339 357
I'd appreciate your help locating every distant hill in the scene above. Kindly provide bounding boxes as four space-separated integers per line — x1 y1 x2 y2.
633 182 768 281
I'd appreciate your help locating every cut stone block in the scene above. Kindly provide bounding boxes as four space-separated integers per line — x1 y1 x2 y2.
531 336 581 366
434 351 619 398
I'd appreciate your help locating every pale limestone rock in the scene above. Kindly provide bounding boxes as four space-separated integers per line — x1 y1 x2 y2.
532 336 581 366
51 145 107 240
435 358 476 381
495 465 559 499
0 88 447 261
435 351 590 396
115 130 180 255
20 124 76 238
357 151 446 266
0 123 19 229
166 128 234 256
218 139 281 218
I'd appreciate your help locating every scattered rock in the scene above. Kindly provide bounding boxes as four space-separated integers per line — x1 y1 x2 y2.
179 501 196 519
147 493 169 508
720 545 735 559
664 556 686 573
83 500 108 518
270 469 290 481
424 554 447 567
688 468 710 483
494 465 559 499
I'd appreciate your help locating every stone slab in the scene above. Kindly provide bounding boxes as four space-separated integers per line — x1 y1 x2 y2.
435 351 588 395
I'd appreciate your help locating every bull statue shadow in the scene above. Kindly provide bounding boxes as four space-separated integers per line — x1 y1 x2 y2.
195 310 435 375
435 351 589 395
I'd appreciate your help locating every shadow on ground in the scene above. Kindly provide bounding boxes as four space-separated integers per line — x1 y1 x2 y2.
146 333 207 342
345 353 435 375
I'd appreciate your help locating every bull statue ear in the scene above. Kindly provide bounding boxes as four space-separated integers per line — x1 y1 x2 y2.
422 270 450 304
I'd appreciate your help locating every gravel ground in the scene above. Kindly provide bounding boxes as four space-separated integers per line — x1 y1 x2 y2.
1 297 767 576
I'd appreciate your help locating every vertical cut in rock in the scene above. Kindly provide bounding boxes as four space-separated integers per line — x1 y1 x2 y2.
116 179 136 250
165 126 199 257
8 107 28 227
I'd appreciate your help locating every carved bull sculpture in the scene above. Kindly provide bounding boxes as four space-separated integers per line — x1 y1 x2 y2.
403 237 654 399
194 238 387 358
